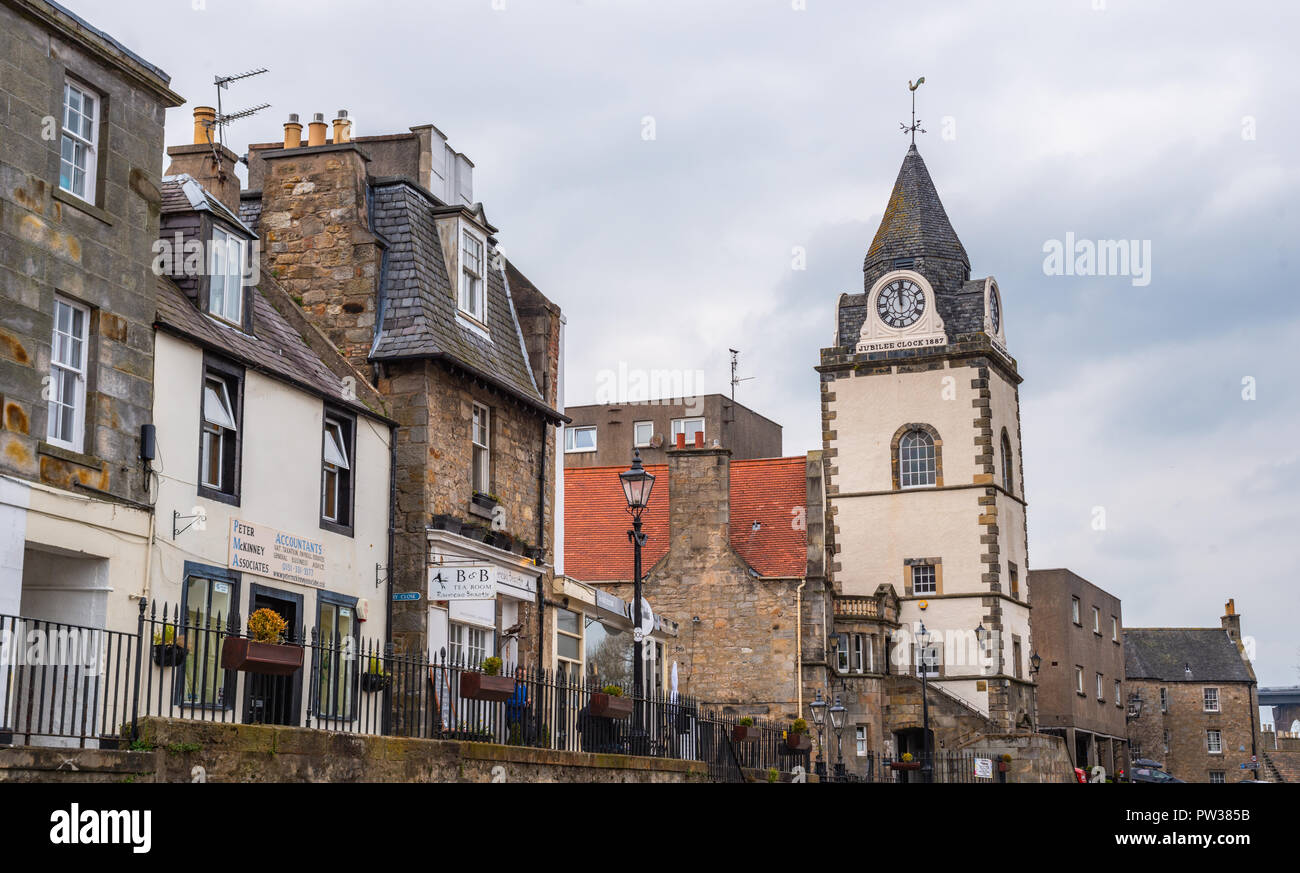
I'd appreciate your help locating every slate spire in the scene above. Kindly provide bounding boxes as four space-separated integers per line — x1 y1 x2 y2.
864 144 969 283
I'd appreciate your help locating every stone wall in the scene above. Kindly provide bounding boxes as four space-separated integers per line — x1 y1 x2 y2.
1126 679 1258 782
960 732 1076 783
0 1 179 504
136 718 705 783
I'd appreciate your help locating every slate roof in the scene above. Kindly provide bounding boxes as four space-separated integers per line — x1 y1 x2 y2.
1124 629 1254 683
563 457 808 582
367 180 548 413
864 144 969 274
161 175 253 235
154 275 362 411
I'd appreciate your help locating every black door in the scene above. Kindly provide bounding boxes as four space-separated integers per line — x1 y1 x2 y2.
243 587 302 726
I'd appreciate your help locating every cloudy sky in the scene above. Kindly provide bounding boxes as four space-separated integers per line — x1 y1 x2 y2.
72 0 1298 690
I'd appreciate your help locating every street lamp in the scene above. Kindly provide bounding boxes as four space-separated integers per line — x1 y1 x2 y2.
1029 651 1042 677
809 689 828 776
619 450 656 753
917 621 933 783
829 694 847 779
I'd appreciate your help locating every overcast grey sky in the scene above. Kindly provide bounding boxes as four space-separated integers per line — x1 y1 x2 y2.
71 0 1299 690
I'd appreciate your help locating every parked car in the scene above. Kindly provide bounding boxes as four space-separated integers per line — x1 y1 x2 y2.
1129 765 1184 783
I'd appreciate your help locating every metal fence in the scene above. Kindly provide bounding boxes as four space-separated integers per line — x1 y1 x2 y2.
1 603 996 784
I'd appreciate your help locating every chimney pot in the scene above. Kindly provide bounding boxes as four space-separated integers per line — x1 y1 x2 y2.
332 109 352 145
675 433 686 449
307 113 328 147
192 105 216 145
694 431 704 448
283 113 303 150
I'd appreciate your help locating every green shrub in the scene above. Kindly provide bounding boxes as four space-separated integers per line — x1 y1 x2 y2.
739 716 754 727
481 656 503 676
790 717 808 735
766 767 780 783
601 685 624 697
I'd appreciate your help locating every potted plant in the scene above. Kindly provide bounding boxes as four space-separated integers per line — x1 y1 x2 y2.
590 684 634 719
151 625 188 667
461 522 490 543
460 655 517 702
891 751 922 771
220 608 304 675
783 717 811 752
471 491 500 512
732 716 759 743
360 654 389 693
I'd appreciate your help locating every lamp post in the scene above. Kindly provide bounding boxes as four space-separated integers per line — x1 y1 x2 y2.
829 694 847 780
809 689 828 777
917 621 933 783
619 450 656 753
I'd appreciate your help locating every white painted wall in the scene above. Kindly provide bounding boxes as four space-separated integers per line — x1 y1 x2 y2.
150 332 390 636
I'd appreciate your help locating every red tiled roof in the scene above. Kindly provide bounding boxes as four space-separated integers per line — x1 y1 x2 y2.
562 456 808 582
563 464 670 582
729 457 808 578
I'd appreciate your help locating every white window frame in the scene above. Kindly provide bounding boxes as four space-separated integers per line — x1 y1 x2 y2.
898 429 936 488
458 226 486 323
852 634 865 673
1159 687 1168 713
564 425 597 454
916 643 939 679
1112 616 1119 642
207 226 245 326
1203 687 1219 713
1209 771 1226 784
201 376 238 490
449 621 492 669
1114 680 1122 706
1096 672 1104 700
633 420 654 448
836 633 850 673
855 725 868 756
1092 606 1100 634
60 79 98 203
555 607 583 672
322 415 351 524
670 417 705 446
471 402 490 494
1074 666 1084 694
1207 729 1222 755
911 563 936 595
1071 597 1080 624
47 296 89 452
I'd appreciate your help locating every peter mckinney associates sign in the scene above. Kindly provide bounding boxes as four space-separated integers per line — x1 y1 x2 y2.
228 519 326 588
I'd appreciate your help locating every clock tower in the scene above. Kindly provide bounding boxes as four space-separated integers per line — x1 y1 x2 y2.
818 143 1034 732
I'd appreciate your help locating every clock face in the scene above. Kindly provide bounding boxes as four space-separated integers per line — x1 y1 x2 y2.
990 288 1001 334
876 279 925 329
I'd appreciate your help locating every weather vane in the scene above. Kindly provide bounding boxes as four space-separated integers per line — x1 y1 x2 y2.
900 76 926 144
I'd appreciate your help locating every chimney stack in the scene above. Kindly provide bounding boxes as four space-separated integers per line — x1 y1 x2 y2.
283 113 302 149
307 112 327 147
164 105 241 215
332 110 351 144
1221 599 1244 656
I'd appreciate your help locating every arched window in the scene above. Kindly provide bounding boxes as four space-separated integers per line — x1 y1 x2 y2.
1001 430 1014 493
899 429 936 488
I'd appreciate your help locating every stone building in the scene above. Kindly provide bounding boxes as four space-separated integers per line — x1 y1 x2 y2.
817 142 1035 737
1029 568 1128 777
563 395 782 468
0 0 180 630
201 111 569 671
1124 601 1260 783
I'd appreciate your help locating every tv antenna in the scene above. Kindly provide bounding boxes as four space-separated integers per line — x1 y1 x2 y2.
208 68 270 151
729 348 754 403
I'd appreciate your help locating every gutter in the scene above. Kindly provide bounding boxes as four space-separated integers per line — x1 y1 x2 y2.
796 577 806 715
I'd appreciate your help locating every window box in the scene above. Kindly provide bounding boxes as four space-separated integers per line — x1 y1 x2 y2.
220 638 304 676
783 732 811 752
461 522 490 543
360 671 390 693
524 545 546 563
890 760 922 771
430 514 462 535
590 692 633 719
460 672 516 702
472 491 499 510
485 530 513 551
731 724 760 743
152 641 189 668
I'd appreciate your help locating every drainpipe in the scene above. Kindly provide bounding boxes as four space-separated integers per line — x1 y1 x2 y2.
383 421 397 735
795 577 806 715
535 416 547 675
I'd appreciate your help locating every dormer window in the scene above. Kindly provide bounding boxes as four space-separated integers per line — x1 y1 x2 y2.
208 226 246 326
458 228 485 323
